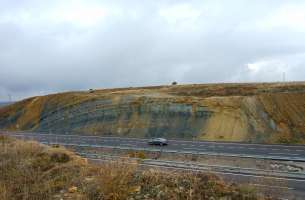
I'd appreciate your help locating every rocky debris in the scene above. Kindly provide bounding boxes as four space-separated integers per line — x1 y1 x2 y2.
68 186 77 193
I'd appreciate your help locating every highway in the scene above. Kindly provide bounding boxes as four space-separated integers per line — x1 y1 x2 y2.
2 131 305 199
3 131 305 162
82 153 305 199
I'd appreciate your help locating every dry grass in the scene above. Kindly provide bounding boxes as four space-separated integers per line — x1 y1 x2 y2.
82 160 138 200
0 135 87 200
0 136 273 200
128 151 147 159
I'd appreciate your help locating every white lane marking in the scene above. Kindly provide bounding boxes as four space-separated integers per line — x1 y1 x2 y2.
183 147 201 151
249 184 294 190
120 144 136 147
169 139 305 149
268 152 300 156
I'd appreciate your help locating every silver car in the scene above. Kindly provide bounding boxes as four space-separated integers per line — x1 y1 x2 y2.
148 138 168 146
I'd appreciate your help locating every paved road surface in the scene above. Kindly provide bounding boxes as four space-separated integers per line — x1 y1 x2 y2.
4 131 305 161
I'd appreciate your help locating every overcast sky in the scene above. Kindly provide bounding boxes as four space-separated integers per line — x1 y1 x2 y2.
1 0 305 100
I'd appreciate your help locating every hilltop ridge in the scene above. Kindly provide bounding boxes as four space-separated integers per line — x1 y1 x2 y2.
1 81 305 144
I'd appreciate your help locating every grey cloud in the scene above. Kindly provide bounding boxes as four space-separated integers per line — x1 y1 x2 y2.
1 0 305 101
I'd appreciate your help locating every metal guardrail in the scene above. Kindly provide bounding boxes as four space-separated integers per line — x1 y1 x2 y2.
4 132 305 181
75 152 305 181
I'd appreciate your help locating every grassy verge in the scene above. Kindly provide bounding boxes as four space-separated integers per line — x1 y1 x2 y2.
0 136 272 200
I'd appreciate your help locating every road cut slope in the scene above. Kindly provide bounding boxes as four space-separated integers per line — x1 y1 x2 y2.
1 82 305 144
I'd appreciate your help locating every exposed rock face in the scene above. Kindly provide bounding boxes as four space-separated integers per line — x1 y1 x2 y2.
1 82 305 143
37 96 212 138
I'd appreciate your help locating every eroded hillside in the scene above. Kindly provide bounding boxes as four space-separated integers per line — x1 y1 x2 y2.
1 82 305 143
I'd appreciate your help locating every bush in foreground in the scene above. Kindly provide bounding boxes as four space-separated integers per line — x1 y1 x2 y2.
0 136 271 200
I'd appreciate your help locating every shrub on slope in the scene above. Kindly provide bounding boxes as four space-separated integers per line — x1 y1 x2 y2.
0 136 270 200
